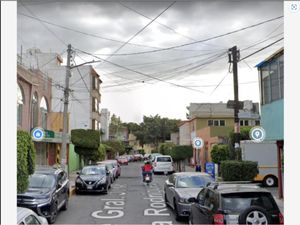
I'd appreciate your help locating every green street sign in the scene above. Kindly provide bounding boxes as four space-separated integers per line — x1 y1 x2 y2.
44 129 55 138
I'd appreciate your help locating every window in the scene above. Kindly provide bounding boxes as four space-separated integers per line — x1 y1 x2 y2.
25 215 41 225
244 120 249 126
240 120 244 126
213 120 219 126
92 98 98 112
255 120 260 126
260 55 284 105
31 92 38 128
220 120 225 126
17 83 24 127
208 120 213 126
40 97 48 129
197 189 207 206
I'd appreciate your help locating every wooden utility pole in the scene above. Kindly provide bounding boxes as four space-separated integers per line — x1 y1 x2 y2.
60 44 72 173
229 46 241 159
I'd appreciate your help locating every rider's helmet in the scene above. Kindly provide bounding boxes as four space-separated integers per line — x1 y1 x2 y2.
144 160 150 164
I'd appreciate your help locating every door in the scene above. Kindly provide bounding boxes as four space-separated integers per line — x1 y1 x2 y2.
192 189 207 224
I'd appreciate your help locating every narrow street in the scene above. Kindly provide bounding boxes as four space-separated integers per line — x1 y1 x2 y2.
56 162 186 225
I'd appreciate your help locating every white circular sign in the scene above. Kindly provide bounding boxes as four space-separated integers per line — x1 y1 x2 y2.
249 126 266 143
31 127 45 141
193 137 204 149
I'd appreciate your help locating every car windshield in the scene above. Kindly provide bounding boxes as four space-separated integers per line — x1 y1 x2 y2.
29 174 56 188
176 175 213 188
221 192 278 212
157 157 171 162
81 166 105 175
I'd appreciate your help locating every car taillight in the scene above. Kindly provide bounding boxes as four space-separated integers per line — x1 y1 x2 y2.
279 213 284 224
213 213 224 225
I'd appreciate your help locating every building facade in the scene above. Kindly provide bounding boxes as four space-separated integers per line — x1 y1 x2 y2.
256 48 284 198
100 108 110 141
181 101 260 169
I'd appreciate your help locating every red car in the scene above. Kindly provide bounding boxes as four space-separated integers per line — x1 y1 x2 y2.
117 156 128 165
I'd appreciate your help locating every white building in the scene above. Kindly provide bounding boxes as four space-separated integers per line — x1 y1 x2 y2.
21 48 102 131
100 108 110 141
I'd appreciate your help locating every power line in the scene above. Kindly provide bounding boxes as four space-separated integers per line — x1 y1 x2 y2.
19 1 67 46
118 1 220 48
239 37 283 61
76 48 206 93
105 1 176 62
81 15 283 57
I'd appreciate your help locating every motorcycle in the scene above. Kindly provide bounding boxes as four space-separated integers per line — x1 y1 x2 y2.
144 173 152 185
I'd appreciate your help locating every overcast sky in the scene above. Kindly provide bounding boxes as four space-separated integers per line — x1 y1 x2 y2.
17 0 284 123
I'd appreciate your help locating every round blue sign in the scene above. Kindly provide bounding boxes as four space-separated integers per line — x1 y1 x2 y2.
193 137 204 149
249 126 266 143
31 127 45 141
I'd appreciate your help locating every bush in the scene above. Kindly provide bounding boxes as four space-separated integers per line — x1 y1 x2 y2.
71 129 100 148
211 144 230 164
17 130 36 193
158 143 174 155
220 160 258 181
169 145 193 161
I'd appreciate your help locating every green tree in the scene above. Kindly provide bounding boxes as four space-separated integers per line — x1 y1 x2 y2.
211 144 230 164
229 126 252 160
169 145 193 172
71 129 100 164
158 142 175 155
17 130 36 193
110 114 126 140
103 140 126 157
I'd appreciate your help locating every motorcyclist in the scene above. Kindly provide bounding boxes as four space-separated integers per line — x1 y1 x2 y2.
142 160 153 181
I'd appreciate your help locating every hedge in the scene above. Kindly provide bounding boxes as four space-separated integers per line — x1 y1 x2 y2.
211 144 230 164
220 160 258 181
17 130 36 193
71 129 100 148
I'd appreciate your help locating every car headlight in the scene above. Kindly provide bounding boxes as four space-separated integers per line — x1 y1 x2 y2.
96 178 106 185
76 178 83 184
36 197 51 206
178 197 189 204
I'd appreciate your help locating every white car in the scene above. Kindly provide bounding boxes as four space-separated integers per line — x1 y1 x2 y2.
152 155 174 174
17 207 48 225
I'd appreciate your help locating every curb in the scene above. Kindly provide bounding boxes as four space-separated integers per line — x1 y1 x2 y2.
69 186 76 197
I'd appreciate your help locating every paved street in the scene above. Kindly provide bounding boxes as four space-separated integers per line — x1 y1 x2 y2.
55 162 186 225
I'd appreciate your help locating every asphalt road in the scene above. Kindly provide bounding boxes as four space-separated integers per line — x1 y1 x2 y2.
55 162 186 225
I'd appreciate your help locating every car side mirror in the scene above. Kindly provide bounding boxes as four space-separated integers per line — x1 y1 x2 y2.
188 197 197 203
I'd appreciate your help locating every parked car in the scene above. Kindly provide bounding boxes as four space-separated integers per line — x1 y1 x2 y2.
164 172 214 220
97 161 117 182
17 166 69 224
117 156 129 165
17 207 48 225
133 154 143 161
188 183 283 225
105 160 121 178
149 153 163 162
144 153 150 160
75 165 111 194
152 155 174 174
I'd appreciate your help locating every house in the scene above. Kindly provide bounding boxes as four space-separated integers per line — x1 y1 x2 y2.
17 61 71 166
181 100 260 169
256 47 284 198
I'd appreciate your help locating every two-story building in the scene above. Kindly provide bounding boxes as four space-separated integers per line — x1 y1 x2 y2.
180 100 260 169
256 48 284 198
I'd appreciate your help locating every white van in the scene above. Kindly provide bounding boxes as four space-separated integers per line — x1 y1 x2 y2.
152 155 174 174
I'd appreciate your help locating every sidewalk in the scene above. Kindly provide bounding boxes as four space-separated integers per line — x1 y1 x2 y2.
184 165 284 213
68 170 79 197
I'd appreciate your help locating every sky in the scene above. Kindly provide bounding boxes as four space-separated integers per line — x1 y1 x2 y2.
17 0 284 123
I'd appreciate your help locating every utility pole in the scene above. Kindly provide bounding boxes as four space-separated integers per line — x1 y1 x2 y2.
228 46 241 159
60 44 72 173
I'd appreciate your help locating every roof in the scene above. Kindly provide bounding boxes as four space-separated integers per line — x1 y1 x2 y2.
255 47 284 68
211 184 269 194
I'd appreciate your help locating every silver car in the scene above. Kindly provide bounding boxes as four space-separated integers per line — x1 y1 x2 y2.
164 172 214 220
17 207 48 225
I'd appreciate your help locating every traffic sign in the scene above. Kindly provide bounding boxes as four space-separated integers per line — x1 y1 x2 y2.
249 126 266 143
193 137 204 149
31 127 45 141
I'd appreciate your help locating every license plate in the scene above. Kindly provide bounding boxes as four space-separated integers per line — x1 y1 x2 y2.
145 176 150 181
87 186 93 190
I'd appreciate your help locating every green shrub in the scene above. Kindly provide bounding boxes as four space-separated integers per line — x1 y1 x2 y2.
169 145 193 161
158 143 174 155
211 144 230 164
71 129 100 148
17 130 36 193
220 160 258 181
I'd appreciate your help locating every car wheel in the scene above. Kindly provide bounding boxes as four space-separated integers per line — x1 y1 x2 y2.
263 175 278 187
174 199 181 221
238 206 271 225
48 202 58 224
61 192 69 211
